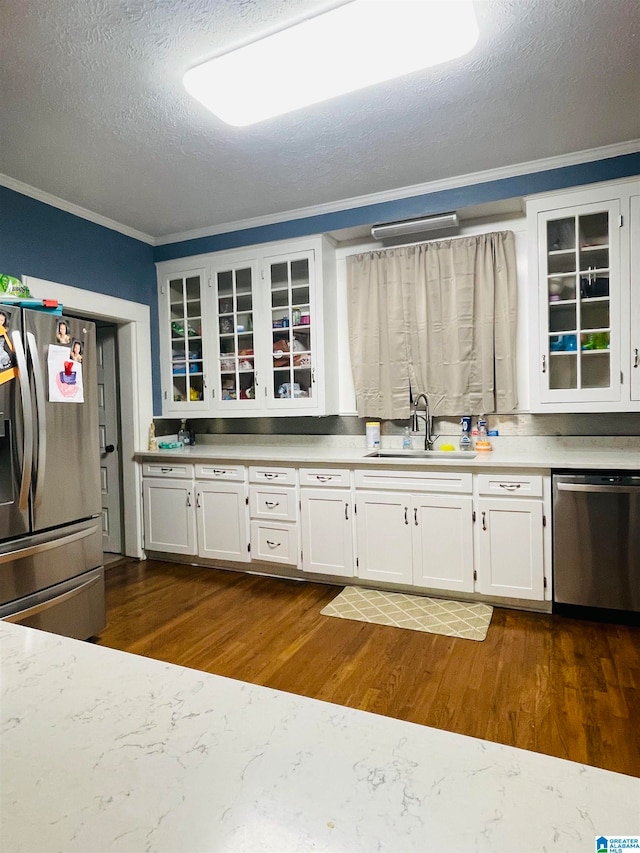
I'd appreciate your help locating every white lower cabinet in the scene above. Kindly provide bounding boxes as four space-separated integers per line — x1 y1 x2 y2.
249 466 298 566
354 468 547 602
475 498 544 600
412 494 475 593
300 487 355 577
141 458 549 606
355 491 474 591
355 491 415 585
143 477 196 555
143 462 249 561
196 481 250 562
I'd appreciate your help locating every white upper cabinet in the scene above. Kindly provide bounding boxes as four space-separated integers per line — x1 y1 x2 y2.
156 236 339 418
630 194 640 403
527 180 640 412
158 267 210 415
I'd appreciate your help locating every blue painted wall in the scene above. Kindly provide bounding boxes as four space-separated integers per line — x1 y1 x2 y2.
0 186 161 412
154 152 640 262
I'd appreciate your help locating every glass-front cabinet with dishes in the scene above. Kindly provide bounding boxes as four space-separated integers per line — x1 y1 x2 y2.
266 250 317 411
212 258 261 414
527 180 639 412
157 236 339 418
540 200 620 400
158 268 210 415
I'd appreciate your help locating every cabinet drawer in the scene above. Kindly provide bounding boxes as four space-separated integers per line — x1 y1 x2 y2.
196 463 246 482
354 468 472 494
477 473 543 498
142 462 194 479
249 466 296 485
299 468 350 488
250 485 297 521
250 520 298 565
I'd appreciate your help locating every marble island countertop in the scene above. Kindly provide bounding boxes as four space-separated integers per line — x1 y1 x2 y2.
136 435 640 471
2 621 638 853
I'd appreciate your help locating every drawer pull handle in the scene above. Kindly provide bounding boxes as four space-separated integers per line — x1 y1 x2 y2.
263 472 278 479
265 501 280 509
266 540 281 549
213 469 227 476
316 475 331 482
161 467 172 473
482 511 487 531
499 483 521 491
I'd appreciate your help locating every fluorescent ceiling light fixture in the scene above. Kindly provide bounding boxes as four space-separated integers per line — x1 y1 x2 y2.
371 212 459 240
183 1 479 126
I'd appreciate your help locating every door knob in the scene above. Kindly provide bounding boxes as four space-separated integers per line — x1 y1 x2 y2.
104 444 115 453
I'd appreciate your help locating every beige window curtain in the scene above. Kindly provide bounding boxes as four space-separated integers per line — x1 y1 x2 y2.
346 231 518 419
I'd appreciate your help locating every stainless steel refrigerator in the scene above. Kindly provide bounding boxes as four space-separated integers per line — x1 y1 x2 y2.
0 305 105 639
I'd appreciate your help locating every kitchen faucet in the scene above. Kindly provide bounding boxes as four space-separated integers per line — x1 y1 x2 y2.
410 393 439 451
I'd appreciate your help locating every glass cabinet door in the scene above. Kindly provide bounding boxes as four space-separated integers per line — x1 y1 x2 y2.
168 273 206 408
540 200 620 401
268 252 315 408
214 262 260 411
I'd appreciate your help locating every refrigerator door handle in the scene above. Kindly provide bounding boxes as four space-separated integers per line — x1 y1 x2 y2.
26 332 47 508
10 330 34 511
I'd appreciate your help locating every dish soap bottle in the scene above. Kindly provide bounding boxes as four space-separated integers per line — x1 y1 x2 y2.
178 419 190 446
475 417 492 452
459 416 472 451
402 426 412 450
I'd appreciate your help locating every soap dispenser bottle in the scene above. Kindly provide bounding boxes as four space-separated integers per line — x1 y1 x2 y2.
178 419 190 446
475 417 492 452
459 416 472 450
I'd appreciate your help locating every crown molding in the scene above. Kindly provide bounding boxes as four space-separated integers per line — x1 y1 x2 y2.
3 138 638 248
0 173 155 245
156 139 640 246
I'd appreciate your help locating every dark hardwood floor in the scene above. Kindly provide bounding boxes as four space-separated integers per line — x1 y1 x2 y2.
98 559 640 778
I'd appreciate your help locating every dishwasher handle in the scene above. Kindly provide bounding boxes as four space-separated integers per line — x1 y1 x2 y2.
556 482 640 495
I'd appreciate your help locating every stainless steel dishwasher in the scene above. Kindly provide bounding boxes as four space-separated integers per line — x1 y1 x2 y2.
553 472 640 614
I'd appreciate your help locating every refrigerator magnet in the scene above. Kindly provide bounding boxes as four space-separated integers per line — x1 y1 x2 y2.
70 338 84 363
0 308 18 386
56 319 71 345
48 344 84 403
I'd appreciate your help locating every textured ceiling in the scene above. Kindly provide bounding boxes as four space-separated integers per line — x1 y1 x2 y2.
1 0 639 240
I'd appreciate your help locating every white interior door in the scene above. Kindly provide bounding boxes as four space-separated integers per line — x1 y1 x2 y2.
97 325 123 554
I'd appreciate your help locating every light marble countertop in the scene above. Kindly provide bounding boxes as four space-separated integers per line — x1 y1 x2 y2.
136 436 640 471
2 621 638 853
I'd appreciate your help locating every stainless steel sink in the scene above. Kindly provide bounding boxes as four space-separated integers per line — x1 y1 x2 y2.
365 450 476 460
